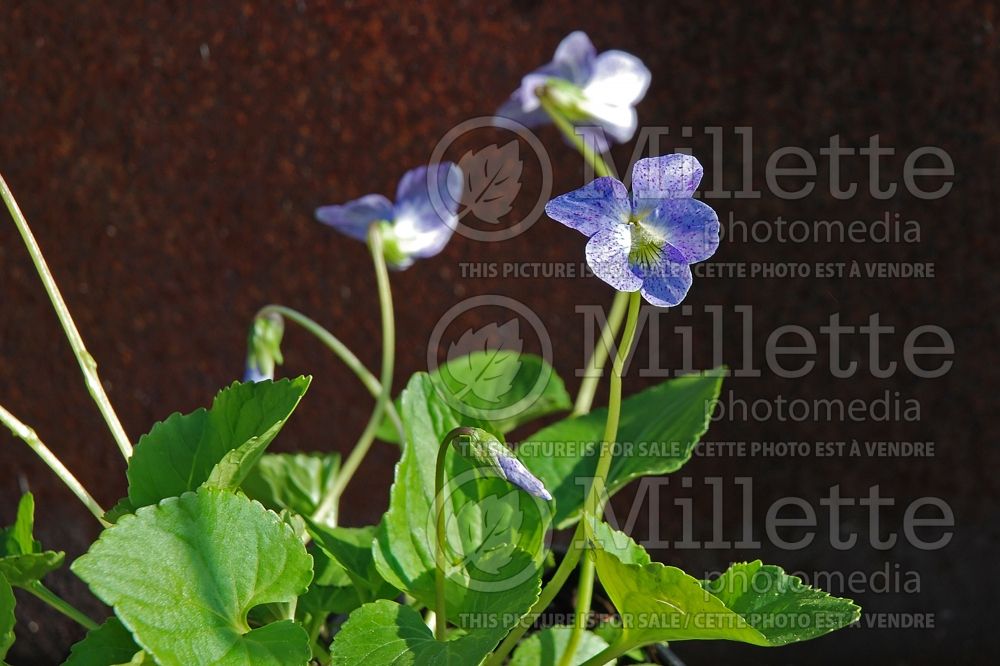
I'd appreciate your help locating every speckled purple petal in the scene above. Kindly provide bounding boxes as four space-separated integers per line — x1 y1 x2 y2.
544 177 629 237
585 224 644 292
631 154 704 211
552 31 596 85
392 162 462 259
639 259 694 307
496 455 553 501
315 193 393 242
642 198 720 264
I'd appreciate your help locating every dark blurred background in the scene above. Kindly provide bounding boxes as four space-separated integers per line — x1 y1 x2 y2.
1 1 997 663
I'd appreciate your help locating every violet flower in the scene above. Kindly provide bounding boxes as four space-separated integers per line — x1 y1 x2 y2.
315 163 463 270
545 153 720 307
496 31 651 152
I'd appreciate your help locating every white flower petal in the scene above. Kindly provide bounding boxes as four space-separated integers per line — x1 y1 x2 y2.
582 50 651 108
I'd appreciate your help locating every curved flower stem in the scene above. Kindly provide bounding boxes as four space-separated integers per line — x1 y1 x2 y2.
537 94 612 179
487 293 642 666
1 174 133 460
23 580 99 631
433 427 480 641
254 304 404 442
0 403 108 526
318 225 396 522
572 291 629 417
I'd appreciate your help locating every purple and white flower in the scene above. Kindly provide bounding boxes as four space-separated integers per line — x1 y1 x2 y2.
496 31 651 152
545 153 720 307
315 163 463 270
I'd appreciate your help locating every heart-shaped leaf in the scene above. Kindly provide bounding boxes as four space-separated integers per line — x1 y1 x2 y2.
73 489 313 666
592 528 859 650
373 373 547 628
126 377 311 509
509 625 613 666
519 371 724 528
0 493 64 586
64 618 150 665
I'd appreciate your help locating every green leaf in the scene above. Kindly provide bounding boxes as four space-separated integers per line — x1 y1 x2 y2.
295 541 367 626
330 599 522 665
305 523 398 603
373 373 547 628
0 574 14 660
72 489 313 666
297 546 364 618
509 625 612 665
64 618 150 665
0 493 64 586
102 497 136 524
592 530 859 650
587 519 649 566
519 371 724 528
700 560 861 645
377 353 571 444
126 377 311 508
241 452 339 521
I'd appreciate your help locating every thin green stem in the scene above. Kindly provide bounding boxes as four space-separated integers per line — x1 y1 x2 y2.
255 304 404 443
572 291 629 417
537 95 612 179
433 427 479 641
558 551 595 666
586 292 640 516
0 403 108 526
559 292 641 663
1 174 133 460
23 581 99 631
318 225 396 521
487 293 642 666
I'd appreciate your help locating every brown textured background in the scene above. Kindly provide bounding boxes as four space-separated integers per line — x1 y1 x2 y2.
1 0 997 663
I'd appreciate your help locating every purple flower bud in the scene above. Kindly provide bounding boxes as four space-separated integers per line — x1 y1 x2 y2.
495 454 553 501
450 427 553 501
